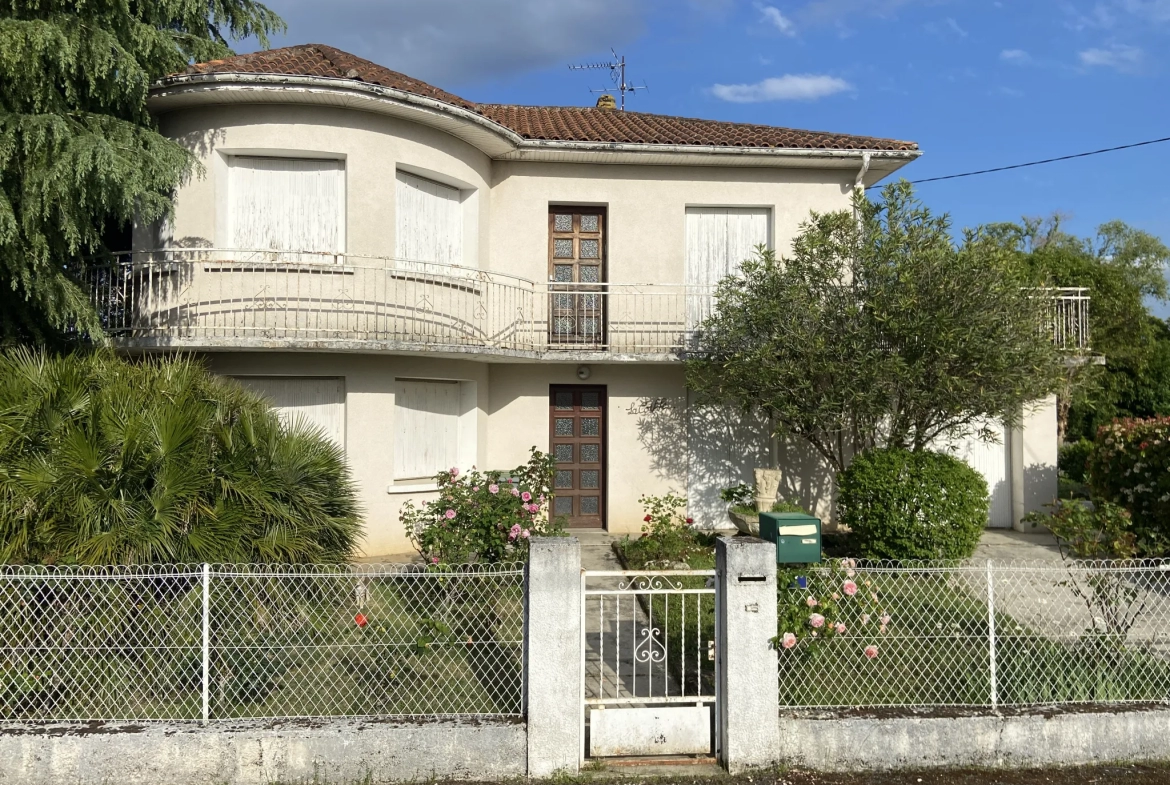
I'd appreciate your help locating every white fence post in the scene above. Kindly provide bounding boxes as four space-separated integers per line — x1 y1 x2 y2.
201 563 210 725
987 559 998 711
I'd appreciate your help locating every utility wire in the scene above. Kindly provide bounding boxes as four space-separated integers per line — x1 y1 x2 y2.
908 134 1170 184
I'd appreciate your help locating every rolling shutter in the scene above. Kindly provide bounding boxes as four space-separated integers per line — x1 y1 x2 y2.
394 379 461 480
233 376 346 449
228 157 345 255
395 171 462 267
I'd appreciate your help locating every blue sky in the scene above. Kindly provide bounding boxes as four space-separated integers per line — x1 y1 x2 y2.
253 0 1170 289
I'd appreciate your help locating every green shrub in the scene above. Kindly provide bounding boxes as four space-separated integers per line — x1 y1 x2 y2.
0 349 362 564
1059 439 1094 484
1024 499 1137 560
770 500 809 514
399 448 561 564
719 483 755 509
838 448 988 560
1089 417 1170 554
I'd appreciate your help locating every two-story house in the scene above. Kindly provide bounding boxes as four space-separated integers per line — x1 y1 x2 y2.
94 44 1083 556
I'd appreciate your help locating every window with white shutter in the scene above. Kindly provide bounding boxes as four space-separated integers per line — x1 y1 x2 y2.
232 376 346 449
685 207 770 327
228 157 345 257
395 171 463 268
394 379 470 480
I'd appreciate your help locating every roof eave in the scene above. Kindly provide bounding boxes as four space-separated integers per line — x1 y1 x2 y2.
149 73 921 170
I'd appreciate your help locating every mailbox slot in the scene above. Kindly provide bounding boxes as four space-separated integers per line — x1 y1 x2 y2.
737 574 766 583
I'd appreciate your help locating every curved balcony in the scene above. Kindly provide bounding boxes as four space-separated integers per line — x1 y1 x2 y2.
85 250 712 360
85 251 1091 359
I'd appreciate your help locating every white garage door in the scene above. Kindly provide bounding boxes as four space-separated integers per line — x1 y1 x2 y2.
937 421 1011 528
232 376 346 449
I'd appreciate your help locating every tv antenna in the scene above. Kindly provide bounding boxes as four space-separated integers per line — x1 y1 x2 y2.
568 49 647 110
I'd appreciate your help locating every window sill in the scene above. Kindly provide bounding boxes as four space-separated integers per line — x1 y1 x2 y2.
386 482 440 495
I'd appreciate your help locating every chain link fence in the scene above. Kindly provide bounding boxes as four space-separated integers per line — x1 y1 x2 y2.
0 563 525 723
777 559 1170 709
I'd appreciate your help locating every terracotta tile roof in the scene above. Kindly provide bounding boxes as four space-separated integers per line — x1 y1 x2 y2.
477 104 916 151
175 45 918 153
182 43 478 111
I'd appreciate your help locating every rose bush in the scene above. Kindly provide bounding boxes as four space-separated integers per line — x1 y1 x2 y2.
400 448 561 563
1089 416 1170 554
773 559 888 660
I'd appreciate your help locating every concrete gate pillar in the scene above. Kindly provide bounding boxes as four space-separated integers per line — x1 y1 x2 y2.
525 536 582 777
717 536 781 773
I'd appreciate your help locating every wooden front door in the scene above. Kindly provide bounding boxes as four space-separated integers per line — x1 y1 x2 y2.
549 385 606 528
548 208 605 346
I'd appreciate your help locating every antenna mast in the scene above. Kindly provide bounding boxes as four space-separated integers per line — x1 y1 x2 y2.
568 49 647 110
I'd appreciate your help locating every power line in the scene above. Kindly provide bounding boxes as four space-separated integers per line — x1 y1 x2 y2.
908 134 1170 184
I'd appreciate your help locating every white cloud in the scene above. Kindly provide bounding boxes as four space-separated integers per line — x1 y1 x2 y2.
757 3 797 35
1078 43 1144 69
999 49 1031 64
945 17 968 36
255 0 649 86
1116 0 1170 23
711 74 853 102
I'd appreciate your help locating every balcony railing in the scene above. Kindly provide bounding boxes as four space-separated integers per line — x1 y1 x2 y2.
85 250 1091 357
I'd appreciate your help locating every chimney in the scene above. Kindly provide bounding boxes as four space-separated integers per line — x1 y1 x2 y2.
595 94 616 111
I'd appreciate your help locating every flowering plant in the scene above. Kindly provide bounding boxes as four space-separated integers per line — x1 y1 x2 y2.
1089 416 1170 555
401 448 562 563
772 559 888 660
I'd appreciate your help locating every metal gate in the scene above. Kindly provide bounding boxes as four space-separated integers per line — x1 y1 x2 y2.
581 569 718 760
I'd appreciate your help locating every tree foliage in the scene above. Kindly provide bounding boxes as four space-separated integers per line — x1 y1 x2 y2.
0 0 284 345
986 217 1170 441
686 182 1064 473
0 349 362 564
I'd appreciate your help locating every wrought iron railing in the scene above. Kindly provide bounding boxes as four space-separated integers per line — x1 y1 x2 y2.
84 251 1092 356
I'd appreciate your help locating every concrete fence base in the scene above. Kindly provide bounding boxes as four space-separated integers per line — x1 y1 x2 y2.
778 707 1170 772
0 718 526 785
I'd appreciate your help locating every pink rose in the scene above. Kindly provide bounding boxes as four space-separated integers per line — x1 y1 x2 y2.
521 491 532 502
508 523 521 541
449 467 460 478
521 529 530 539
489 484 499 494
843 580 858 597
880 613 891 626
861 614 870 626
472 486 479 492
864 645 879 659
806 596 818 608
809 613 825 629
431 556 439 564
834 622 846 635
511 488 520 497
444 509 456 519
781 632 797 650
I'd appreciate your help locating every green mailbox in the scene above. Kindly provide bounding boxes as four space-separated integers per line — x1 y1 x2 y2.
758 512 822 564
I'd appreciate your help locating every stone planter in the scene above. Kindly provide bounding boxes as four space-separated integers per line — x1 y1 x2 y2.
728 509 760 537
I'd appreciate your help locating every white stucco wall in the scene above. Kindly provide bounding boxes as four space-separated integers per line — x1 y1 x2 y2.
156 104 493 264
1022 394 1060 516
202 351 492 558
487 363 688 536
487 160 855 283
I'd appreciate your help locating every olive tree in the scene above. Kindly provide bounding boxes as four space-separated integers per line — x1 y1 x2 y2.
686 182 1065 474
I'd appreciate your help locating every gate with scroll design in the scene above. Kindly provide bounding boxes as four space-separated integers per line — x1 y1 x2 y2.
580 569 719 760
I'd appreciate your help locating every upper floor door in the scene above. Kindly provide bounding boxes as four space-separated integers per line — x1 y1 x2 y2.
396 171 463 270
685 207 770 327
549 208 606 346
